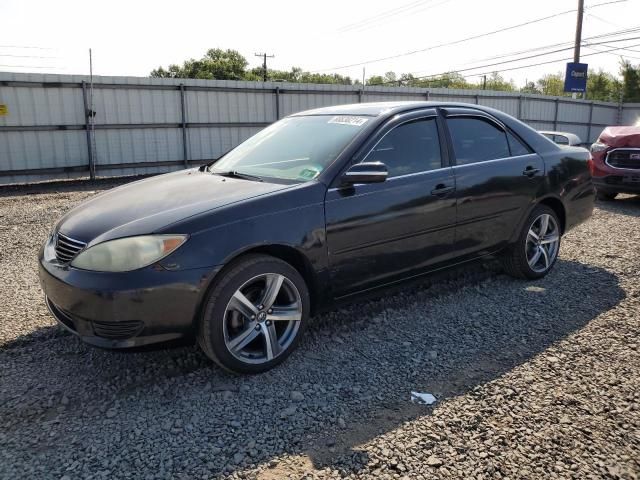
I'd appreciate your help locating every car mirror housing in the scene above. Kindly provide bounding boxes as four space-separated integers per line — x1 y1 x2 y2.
341 162 388 185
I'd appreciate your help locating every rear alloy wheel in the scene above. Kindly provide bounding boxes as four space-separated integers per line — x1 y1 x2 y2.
198 254 309 374
596 189 618 201
502 205 561 279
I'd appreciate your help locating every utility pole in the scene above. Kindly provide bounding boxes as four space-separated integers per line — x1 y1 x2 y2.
255 53 274 82
573 0 584 99
482 75 487 90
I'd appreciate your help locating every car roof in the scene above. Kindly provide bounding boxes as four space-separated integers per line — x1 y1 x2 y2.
291 101 495 117
290 101 562 155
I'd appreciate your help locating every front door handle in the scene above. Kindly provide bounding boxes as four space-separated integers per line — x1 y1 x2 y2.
431 184 454 196
522 166 540 177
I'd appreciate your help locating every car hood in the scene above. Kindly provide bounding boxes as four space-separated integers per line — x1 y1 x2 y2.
56 169 293 244
598 126 640 148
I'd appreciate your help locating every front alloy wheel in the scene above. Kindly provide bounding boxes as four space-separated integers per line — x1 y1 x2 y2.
224 273 302 364
198 254 309 374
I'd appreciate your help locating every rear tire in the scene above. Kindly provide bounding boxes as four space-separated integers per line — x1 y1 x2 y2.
502 205 561 280
596 189 618 201
197 254 309 374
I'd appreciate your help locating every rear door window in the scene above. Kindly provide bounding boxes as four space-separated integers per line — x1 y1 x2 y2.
447 117 510 165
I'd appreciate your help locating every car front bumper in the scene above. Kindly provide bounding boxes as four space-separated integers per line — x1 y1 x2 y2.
39 251 220 348
593 174 640 194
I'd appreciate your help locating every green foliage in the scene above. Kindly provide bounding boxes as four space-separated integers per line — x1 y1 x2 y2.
536 73 565 96
149 48 635 102
151 49 248 80
521 81 540 94
620 61 640 102
484 72 515 92
586 69 621 102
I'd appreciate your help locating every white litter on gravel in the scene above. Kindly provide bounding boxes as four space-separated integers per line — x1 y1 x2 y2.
410 391 437 405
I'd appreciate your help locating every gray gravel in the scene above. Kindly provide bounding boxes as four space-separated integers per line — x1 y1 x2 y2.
1 179 638 480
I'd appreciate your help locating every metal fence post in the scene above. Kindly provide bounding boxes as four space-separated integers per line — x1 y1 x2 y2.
358 89 363 103
517 95 523 120
81 81 95 180
474 94 479 105
179 84 188 168
587 101 594 142
553 98 559 130
617 92 623 124
275 87 280 120
425 90 430 101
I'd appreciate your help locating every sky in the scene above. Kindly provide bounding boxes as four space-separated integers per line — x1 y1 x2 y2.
0 0 638 86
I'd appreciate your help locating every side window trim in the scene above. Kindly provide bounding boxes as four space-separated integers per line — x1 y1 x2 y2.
444 114 513 166
506 128 534 156
361 115 438 166
329 109 442 187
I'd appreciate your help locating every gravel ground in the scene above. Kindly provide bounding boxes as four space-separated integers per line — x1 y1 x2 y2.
0 180 638 480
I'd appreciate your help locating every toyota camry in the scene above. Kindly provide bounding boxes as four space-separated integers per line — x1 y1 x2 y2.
39 102 595 373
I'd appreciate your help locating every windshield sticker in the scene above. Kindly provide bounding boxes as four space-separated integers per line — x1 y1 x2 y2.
298 167 321 180
328 116 369 127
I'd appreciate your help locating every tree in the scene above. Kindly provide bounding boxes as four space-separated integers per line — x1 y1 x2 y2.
366 75 386 86
151 49 248 80
536 73 565 96
620 60 640 102
521 81 540 94
484 72 515 91
586 69 621 102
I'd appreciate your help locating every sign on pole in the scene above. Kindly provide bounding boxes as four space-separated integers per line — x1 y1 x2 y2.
564 63 588 93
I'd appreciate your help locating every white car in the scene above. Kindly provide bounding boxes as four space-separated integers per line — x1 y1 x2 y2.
539 131 584 147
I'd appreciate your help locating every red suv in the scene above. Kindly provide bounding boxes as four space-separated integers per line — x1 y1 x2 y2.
590 126 640 200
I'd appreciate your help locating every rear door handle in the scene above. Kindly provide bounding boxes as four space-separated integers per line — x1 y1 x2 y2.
522 166 540 177
430 184 454 196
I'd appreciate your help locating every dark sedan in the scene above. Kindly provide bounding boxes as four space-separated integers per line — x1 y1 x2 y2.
39 102 595 373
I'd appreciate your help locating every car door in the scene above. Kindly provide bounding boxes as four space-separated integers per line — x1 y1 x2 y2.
442 108 544 257
325 110 457 298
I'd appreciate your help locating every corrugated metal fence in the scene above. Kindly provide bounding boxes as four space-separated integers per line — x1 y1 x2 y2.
0 72 637 185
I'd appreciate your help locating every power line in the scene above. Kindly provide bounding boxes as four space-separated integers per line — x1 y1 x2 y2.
0 64 63 69
0 45 53 50
368 39 640 85
311 0 628 72
0 54 55 59
339 0 453 33
337 0 434 33
403 32 640 81
407 25 640 75
586 44 640 60
586 12 622 28
593 42 640 53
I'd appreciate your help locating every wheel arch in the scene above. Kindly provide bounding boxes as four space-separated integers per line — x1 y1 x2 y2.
508 194 567 246
194 243 321 328
537 196 566 234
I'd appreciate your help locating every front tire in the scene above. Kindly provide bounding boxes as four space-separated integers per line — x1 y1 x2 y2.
502 205 561 280
198 254 310 374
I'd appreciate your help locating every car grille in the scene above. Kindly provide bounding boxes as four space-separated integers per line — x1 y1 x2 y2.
92 320 144 339
606 149 640 170
55 233 86 263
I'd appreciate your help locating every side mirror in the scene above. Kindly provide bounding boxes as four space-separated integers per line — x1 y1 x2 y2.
341 162 388 185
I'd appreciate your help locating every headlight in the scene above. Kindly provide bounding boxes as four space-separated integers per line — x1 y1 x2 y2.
590 142 608 153
70 235 187 272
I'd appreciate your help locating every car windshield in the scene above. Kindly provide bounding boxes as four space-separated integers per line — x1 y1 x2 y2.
210 115 370 181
